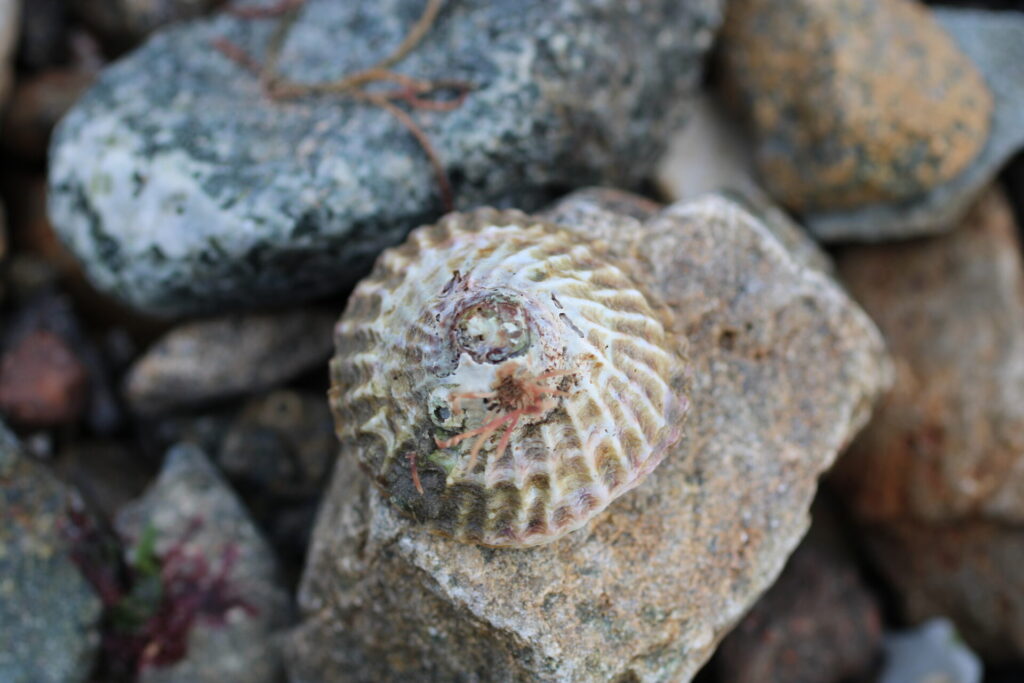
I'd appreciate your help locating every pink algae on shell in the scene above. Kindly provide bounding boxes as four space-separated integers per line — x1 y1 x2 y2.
329 208 690 547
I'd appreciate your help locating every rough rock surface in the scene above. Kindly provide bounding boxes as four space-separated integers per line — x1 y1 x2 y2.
719 0 992 213
124 308 335 414
716 511 882 683
116 443 291 683
286 190 890 682
48 0 723 316
806 9 1024 241
0 422 102 683
834 186 1024 659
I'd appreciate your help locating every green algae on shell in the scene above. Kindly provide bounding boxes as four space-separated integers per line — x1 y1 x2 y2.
329 209 690 547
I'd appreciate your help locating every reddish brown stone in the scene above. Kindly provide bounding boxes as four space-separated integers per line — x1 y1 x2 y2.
0 330 88 426
717 540 882 683
834 185 1024 659
835 187 1024 524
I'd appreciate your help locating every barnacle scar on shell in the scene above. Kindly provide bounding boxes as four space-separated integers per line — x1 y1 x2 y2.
329 208 690 547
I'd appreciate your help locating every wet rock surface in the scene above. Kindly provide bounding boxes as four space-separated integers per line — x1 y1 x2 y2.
719 0 992 213
48 0 723 316
0 422 102 683
806 9 1024 241
123 309 335 415
115 443 291 683
286 191 890 682
835 186 1024 659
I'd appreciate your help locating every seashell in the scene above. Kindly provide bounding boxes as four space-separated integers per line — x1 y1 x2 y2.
329 208 690 547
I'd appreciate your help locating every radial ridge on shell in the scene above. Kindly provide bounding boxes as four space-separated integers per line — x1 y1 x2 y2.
329 208 690 547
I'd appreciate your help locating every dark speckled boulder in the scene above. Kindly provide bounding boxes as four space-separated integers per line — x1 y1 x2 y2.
47 0 723 316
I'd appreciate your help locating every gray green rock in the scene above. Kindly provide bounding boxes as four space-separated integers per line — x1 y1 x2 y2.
48 0 723 316
0 422 102 683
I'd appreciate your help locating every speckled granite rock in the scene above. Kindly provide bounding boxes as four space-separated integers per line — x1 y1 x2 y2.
720 0 992 214
834 186 1024 659
117 443 291 683
285 191 890 682
0 423 102 683
806 9 1024 241
124 309 335 414
48 0 723 316
881 619 982 683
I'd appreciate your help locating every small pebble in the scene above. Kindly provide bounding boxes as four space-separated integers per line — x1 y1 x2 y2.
0 329 88 427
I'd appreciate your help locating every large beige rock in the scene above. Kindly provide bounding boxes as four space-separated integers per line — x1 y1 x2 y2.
286 190 890 682
835 186 1024 659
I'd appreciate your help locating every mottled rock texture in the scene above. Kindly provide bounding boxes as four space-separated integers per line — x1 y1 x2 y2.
117 444 291 683
0 423 102 683
806 9 1024 241
720 0 991 214
835 186 1024 659
48 0 723 316
286 191 890 682
835 188 1024 525
124 309 335 414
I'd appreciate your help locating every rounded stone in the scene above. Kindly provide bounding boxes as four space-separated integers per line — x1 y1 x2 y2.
48 0 723 316
720 0 993 212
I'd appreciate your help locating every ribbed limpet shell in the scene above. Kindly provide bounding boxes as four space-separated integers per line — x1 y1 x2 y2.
329 209 690 547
